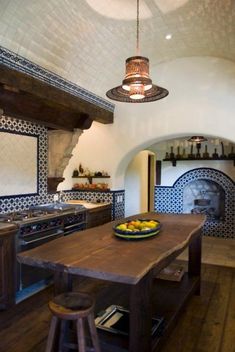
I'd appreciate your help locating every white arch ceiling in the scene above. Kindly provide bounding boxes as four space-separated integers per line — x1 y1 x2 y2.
0 0 234 99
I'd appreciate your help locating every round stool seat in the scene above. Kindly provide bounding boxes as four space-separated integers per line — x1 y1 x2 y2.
49 292 95 320
46 291 101 352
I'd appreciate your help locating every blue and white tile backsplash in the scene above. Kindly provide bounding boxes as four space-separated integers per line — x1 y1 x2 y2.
155 168 235 238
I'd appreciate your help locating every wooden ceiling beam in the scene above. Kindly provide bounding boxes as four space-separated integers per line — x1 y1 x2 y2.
0 64 113 128
0 85 93 131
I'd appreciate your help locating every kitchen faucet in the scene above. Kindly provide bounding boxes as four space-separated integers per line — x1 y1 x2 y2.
57 191 65 203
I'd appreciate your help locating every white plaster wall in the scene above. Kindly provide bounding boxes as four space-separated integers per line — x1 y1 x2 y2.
61 57 235 190
0 132 37 195
124 151 149 216
160 160 235 186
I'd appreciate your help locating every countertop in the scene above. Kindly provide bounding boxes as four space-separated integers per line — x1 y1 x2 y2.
66 200 111 210
0 222 18 235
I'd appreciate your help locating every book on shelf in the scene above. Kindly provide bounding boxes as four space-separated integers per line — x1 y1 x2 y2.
156 264 185 282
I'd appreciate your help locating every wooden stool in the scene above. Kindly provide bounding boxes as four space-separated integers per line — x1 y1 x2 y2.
45 292 101 352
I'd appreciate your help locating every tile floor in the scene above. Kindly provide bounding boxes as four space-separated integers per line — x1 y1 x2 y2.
178 236 235 268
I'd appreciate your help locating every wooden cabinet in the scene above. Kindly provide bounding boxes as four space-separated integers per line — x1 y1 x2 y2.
0 223 17 310
87 204 112 229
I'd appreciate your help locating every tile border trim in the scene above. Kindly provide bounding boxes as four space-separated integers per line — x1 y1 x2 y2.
0 46 115 113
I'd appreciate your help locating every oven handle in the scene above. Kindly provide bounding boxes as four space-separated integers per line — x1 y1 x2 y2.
20 229 64 245
64 222 86 230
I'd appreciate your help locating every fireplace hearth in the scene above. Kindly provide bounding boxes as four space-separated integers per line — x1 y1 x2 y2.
183 179 225 221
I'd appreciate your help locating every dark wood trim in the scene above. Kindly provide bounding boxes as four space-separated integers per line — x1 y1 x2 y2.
155 160 162 185
0 225 18 310
148 155 151 211
0 64 113 130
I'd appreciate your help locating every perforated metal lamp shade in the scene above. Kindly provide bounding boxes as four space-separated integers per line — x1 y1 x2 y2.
106 0 168 103
188 136 208 144
106 55 169 103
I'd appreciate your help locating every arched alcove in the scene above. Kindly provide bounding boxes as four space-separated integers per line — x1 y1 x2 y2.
155 168 235 238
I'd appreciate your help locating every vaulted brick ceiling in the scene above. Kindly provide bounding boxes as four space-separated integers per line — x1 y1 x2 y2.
0 0 234 99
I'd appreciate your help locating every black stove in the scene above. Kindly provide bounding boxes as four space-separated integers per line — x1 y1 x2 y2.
1 203 87 302
0 203 86 225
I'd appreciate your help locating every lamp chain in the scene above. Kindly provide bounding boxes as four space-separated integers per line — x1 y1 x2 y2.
136 0 140 55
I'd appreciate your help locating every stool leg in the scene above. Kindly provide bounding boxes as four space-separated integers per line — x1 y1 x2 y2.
87 313 101 352
45 316 59 352
59 320 69 352
76 318 86 352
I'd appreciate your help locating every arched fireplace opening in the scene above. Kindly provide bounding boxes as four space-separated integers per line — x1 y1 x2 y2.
183 179 225 221
155 168 234 238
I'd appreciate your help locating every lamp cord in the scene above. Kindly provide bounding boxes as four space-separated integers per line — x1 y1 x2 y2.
136 0 140 55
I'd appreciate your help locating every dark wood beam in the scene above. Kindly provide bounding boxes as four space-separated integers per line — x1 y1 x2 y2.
0 85 93 130
0 64 113 129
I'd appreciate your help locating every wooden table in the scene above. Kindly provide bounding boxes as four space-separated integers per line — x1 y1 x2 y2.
17 212 205 352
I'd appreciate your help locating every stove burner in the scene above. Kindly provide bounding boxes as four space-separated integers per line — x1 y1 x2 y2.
0 209 50 223
0 203 86 224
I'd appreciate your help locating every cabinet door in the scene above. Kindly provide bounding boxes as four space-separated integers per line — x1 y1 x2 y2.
87 206 112 228
0 233 15 309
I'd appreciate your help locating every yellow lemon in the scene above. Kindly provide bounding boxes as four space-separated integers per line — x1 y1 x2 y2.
117 224 127 231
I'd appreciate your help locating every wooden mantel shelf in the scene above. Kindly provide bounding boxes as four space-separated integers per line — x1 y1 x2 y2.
72 175 110 184
0 64 113 131
163 157 235 167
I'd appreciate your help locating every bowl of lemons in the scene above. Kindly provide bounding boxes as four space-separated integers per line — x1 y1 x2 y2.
113 219 161 240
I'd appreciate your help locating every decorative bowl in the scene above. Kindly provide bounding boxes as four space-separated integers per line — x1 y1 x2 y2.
113 219 161 240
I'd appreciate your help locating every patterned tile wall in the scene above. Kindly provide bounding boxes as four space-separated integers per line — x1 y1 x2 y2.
155 168 235 238
0 116 124 220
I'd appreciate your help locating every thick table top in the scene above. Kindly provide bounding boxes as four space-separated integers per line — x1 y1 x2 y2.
17 213 205 285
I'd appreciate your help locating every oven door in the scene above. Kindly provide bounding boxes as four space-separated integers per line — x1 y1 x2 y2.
64 222 86 236
17 228 64 292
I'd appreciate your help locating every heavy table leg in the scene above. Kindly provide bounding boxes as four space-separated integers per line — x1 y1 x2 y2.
129 272 153 352
188 230 202 295
53 271 73 295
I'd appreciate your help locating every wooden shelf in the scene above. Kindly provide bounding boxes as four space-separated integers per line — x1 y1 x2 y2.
163 157 235 167
72 188 110 192
72 175 110 184
95 272 200 352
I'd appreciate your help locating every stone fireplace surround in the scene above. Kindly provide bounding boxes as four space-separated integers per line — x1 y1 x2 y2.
155 168 235 238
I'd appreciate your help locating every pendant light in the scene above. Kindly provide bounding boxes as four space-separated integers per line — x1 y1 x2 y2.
188 136 207 158
106 0 169 103
188 136 207 145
